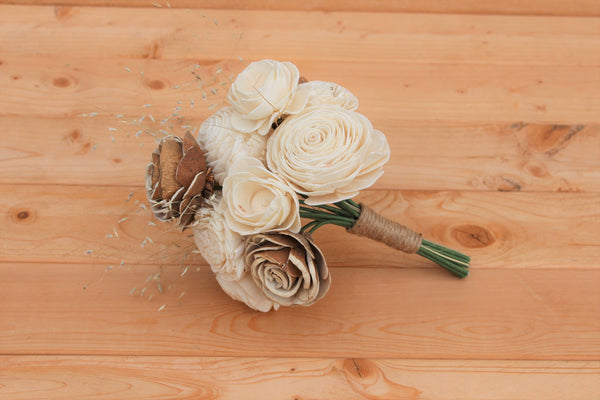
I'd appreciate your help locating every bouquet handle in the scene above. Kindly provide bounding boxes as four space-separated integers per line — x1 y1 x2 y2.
348 203 470 278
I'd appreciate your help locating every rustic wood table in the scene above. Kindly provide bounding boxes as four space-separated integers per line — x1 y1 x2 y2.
1 1 599 399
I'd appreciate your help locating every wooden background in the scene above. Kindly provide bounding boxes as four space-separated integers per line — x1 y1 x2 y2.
1 1 599 399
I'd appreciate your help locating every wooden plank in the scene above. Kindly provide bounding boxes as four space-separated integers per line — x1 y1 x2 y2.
1 56 600 125
2 0 600 17
1 6 600 66
2 116 598 192
1 186 598 269
1 356 599 400
1 263 599 359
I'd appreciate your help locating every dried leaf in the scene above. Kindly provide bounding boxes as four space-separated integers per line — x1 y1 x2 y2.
159 138 183 199
177 133 206 187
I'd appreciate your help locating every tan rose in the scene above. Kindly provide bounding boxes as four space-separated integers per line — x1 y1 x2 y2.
245 231 331 307
266 105 390 205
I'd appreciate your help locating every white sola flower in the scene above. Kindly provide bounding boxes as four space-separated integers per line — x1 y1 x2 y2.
220 157 301 235
227 59 308 135
193 194 245 281
298 80 359 111
197 107 267 185
216 273 278 312
267 104 390 205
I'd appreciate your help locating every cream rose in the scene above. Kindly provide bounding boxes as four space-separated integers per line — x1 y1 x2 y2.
266 105 390 205
245 231 331 307
228 60 308 135
215 273 278 312
193 194 245 281
298 80 359 111
197 107 267 185
220 157 301 235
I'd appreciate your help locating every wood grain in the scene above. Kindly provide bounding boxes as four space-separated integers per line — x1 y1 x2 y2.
2 115 597 192
2 263 599 359
1 2 599 398
2 356 599 400
3 0 600 17
1 6 600 66
1 56 600 126
1 185 598 269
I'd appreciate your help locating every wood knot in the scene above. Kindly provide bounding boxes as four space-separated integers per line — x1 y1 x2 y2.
66 129 82 142
147 79 165 90
53 76 72 88
54 6 74 20
12 208 35 224
451 225 494 248
342 358 375 380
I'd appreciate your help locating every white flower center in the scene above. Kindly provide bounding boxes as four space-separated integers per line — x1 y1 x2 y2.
250 188 274 213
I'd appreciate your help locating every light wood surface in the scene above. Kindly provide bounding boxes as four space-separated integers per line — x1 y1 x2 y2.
2 186 599 269
3 263 600 360
2 357 599 400
2 0 600 17
1 3 599 399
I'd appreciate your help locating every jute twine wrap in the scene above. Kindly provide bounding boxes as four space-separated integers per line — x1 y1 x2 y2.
347 203 423 254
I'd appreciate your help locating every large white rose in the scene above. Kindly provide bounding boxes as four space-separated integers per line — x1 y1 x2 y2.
220 157 301 235
298 80 359 111
215 273 279 312
267 105 390 205
197 107 267 185
228 60 308 135
193 194 245 281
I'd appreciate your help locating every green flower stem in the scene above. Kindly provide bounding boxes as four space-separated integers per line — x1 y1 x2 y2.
300 197 470 278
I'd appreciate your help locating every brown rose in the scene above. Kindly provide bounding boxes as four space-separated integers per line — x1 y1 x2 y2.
244 231 331 307
145 131 213 228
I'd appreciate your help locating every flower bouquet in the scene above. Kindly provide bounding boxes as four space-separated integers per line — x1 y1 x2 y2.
146 60 470 312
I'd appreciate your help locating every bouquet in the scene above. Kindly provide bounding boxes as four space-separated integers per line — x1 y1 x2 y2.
146 59 470 312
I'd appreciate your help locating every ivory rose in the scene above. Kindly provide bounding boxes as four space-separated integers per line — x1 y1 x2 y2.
245 231 331 307
192 194 246 281
298 80 359 111
228 59 308 135
197 107 267 184
220 157 301 235
215 273 278 312
266 104 390 205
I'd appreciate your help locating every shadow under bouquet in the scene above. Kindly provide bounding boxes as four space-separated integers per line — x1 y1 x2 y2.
146 59 470 312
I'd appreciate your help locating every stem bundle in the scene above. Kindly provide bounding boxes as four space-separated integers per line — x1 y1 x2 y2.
300 197 470 278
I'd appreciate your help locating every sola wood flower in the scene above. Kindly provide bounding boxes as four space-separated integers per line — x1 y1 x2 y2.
143 59 471 314
299 80 359 111
267 104 390 205
192 194 245 281
145 132 214 229
245 231 331 307
227 59 308 135
215 274 278 312
197 106 267 185
220 157 301 235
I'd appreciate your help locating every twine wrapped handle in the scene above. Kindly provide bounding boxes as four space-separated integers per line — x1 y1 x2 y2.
299 197 470 278
348 204 422 254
